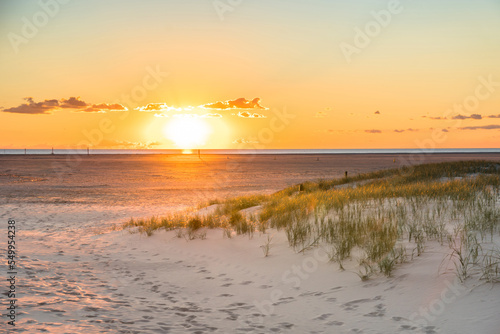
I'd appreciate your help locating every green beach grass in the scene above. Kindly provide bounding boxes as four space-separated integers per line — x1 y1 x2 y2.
123 160 500 282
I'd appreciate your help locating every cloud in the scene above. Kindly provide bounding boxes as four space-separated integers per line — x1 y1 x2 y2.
136 103 186 112
3 97 127 114
201 97 268 110
460 125 500 130
315 111 328 118
80 103 127 113
232 138 259 144
374 111 380 115
487 114 500 118
3 97 59 114
365 129 381 134
154 113 169 118
60 96 88 108
452 114 482 120
426 114 483 120
394 128 418 133
237 111 267 118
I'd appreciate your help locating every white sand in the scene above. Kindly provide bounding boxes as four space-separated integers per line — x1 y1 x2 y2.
4 202 500 333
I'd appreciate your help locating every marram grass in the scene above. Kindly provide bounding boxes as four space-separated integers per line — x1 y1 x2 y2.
122 160 500 281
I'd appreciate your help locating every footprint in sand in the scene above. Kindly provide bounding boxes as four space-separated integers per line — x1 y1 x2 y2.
341 298 372 311
364 303 386 317
326 320 344 326
313 313 332 320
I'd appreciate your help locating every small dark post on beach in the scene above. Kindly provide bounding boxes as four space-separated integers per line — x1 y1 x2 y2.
345 171 348 178
24 148 27 155
198 149 201 158
87 147 90 155
299 184 304 192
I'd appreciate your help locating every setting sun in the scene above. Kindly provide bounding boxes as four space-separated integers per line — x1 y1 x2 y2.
164 117 211 149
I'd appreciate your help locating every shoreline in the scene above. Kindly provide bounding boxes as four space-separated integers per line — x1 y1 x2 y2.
2 151 500 156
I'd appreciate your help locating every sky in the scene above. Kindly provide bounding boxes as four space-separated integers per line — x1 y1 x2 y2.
1 0 500 150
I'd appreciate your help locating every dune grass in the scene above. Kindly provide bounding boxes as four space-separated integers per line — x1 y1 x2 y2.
122 160 500 282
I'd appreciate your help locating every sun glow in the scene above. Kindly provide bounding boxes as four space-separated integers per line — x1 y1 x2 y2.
164 118 211 149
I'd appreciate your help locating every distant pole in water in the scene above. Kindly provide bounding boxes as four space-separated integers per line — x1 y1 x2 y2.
51 147 54 155
345 171 348 178
198 149 201 158
87 147 90 155
25 148 27 155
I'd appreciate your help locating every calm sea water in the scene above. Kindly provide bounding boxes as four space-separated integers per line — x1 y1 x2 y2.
2 148 500 155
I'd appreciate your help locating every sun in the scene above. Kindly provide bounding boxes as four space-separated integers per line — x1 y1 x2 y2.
164 117 211 149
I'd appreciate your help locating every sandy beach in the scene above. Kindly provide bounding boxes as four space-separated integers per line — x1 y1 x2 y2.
2 154 500 333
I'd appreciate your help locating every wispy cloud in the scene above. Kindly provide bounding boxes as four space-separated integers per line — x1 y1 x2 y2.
424 114 483 120
236 111 267 118
201 97 268 110
3 97 127 114
365 129 381 134
487 114 500 118
452 114 482 120
136 103 188 112
374 111 380 115
394 128 418 133
460 125 500 130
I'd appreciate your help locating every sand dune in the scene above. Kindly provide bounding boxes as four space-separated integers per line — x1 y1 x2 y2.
3 201 499 333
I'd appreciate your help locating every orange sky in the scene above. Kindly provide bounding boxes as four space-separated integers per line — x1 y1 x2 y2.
1 0 499 149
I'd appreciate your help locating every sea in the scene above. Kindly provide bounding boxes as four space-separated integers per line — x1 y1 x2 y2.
1 150 500 210
2 148 500 155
